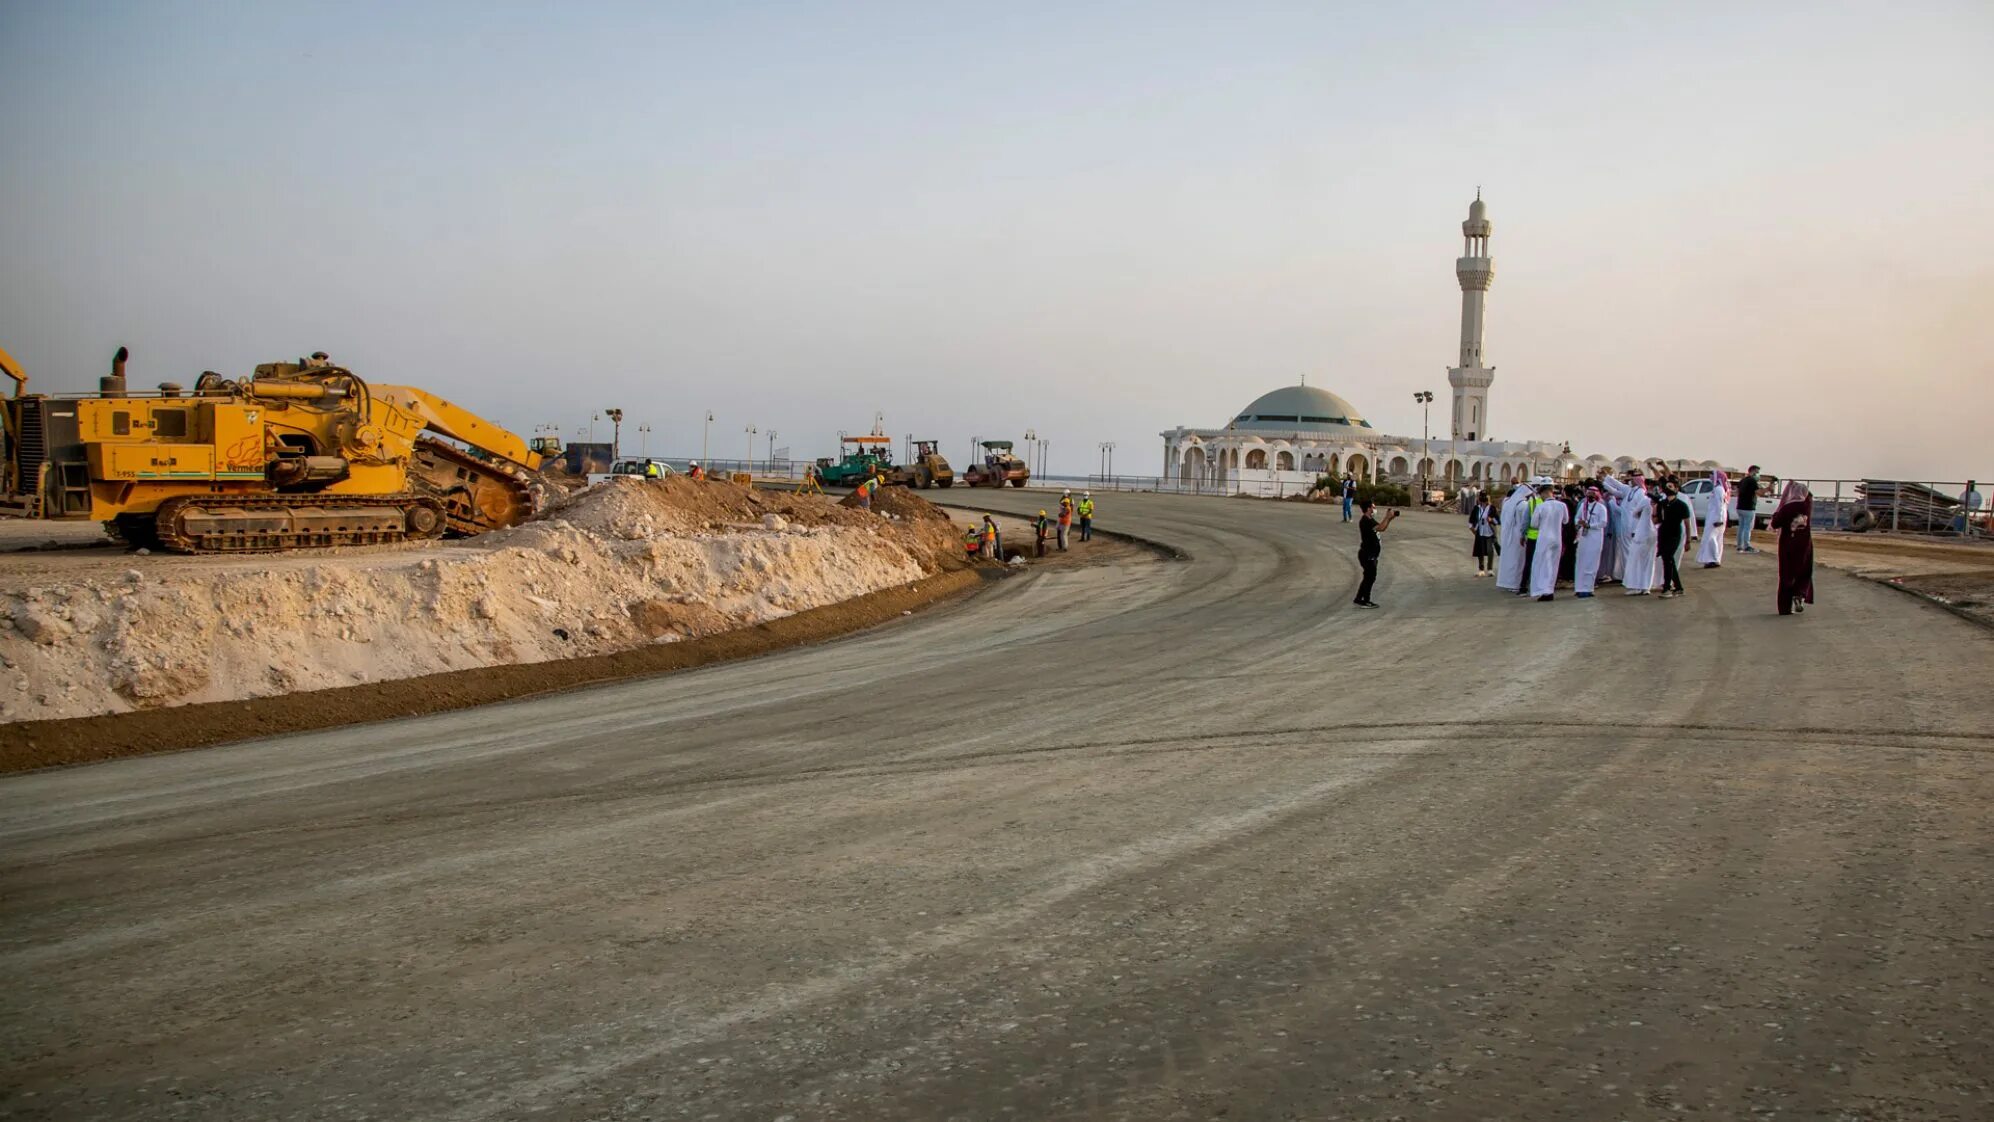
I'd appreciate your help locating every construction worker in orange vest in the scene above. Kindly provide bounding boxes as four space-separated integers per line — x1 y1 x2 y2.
854 471 883 511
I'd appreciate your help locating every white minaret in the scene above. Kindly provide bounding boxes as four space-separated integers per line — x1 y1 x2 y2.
1448 192 1496 440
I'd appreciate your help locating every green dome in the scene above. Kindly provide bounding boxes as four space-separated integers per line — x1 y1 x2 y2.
1230 385 1371 431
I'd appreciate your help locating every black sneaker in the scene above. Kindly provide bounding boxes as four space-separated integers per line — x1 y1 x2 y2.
1355 600 1379 609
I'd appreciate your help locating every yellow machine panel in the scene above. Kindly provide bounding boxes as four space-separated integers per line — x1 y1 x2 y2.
88 442 223 480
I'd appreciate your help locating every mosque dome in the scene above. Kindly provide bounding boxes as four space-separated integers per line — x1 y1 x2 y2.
1228 383 1372 431
1468 197 1487 222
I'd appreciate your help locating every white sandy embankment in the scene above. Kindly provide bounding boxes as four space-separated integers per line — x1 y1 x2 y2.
0 477 961 722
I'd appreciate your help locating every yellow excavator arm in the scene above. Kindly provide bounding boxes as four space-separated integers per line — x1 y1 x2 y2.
0 343 25 396
371 385 542 471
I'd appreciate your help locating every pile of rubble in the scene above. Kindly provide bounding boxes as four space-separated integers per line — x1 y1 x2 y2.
1 477 961 722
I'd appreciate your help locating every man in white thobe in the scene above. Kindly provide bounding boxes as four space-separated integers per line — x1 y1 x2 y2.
1494 483 1532 591
1595 471 1621 582
1696 468 1730 568
1529 491 1570 601
1573 487 1611 598
1601 473 1657 594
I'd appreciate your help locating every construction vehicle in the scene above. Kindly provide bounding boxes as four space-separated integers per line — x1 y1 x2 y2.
812 432 897 488
898 439 954 489
1 346 545 552
963 439 1031 488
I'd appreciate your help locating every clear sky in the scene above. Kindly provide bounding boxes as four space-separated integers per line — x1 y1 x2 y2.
3 1 1990 481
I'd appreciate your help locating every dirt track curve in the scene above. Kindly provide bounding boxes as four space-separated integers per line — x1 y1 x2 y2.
3 492 1991 1121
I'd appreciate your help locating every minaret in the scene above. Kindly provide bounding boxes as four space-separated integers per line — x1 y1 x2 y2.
1448 192 1495 440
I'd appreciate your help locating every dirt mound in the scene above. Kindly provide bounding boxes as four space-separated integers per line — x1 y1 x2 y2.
0 476 961 722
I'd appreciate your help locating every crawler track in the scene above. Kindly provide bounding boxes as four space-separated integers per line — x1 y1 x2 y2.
151 492 447 553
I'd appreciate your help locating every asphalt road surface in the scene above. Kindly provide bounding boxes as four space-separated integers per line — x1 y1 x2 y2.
4 492 1990 1121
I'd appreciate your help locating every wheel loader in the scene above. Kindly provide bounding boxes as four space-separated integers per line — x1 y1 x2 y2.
0 345 545 553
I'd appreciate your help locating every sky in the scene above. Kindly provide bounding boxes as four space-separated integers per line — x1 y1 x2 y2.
3 1 1990 482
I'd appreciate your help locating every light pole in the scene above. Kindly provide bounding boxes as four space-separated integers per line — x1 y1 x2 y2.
1024 428 1038 481
744 424 757 472
702 411 714 467
637 423 652 454
1098 441 1116 481
1414 391 1434 499
766 429 777 472
604 408 624 461
1041 438 1050 479
588 411 600 444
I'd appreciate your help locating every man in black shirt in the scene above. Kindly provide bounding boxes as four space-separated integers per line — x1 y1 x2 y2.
1736 465 1762 553
1656 481 1693 597
1353 499 1398 608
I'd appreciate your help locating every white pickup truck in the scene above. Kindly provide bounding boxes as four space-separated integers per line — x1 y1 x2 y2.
1678 476 1774 529
586 459 672 486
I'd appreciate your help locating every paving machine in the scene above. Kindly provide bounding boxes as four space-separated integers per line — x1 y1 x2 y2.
1 346 545 552
813 432 897 488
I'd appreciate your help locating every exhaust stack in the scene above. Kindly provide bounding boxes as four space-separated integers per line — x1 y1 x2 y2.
100 346 129 396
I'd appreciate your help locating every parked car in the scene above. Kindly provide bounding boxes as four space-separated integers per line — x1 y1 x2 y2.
1678 476 1743 528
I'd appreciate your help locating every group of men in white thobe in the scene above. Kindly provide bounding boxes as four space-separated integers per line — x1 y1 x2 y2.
1490 466 1719 602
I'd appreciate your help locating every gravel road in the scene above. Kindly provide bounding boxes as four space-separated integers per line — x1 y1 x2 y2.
3 492 1990 1121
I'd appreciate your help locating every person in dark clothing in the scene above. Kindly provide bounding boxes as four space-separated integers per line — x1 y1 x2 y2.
1656 481 1693 597
1736 465 1763 552
1352 499 1398 608
1470 494 1498 576
1769 480 1815 614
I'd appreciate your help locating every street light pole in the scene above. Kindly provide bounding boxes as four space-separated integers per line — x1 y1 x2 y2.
1414 391 1434 501
637 423 652 454
702 411 713 467
766 430 776 473
744 424 757 472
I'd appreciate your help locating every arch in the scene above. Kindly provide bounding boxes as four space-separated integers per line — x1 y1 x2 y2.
1469 460 1485 481
1498 463 1514 483
1514 461 1532 481
1344 453 1370 480
1181 445 1206 484
1246 448 1268 470
1445 459 1463 484
1416 457 1436 480
1388 455 1410 477
1275 450 1295 472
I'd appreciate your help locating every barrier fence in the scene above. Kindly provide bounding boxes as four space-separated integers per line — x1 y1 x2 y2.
616 458 1989 540
1765 479 1988 539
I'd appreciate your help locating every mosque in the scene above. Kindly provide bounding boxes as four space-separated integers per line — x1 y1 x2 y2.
1160 195 1722 495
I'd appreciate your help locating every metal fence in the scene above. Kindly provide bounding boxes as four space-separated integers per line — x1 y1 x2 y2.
615 458 1990 540
1764 479 1989 539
